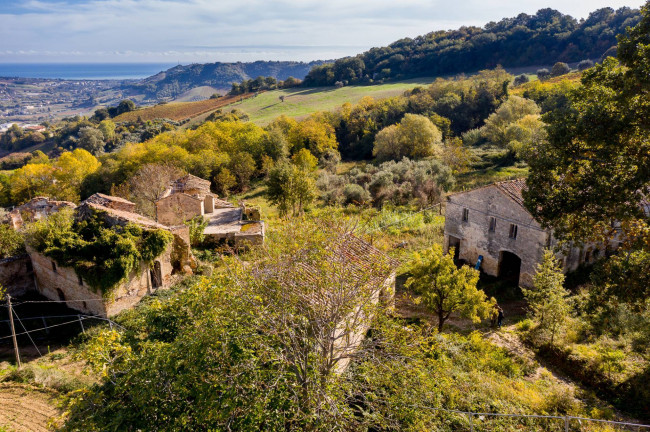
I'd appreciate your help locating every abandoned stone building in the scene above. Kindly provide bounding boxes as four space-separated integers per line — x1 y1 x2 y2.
443 179 615 287
2 195 194 317
155 174 265 247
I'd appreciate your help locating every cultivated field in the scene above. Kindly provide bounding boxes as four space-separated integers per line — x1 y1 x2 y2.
113 93 253 122
222 77 440 125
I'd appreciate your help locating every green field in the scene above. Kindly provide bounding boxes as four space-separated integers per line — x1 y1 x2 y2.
222 77 440 125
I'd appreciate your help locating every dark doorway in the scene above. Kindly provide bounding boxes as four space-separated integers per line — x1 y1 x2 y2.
56 289 66 301
150 261 163 288
448 236 461 264
499 251 521 286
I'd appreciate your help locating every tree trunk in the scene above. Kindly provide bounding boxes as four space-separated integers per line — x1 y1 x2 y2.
438 309 445 332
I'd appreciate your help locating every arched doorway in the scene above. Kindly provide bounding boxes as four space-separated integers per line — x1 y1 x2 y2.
499 251 521 286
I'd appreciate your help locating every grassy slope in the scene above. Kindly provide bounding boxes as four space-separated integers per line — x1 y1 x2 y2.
223 77 440 125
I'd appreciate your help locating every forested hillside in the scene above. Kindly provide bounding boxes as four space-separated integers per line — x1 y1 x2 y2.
303 7 640 86
126 60 324 100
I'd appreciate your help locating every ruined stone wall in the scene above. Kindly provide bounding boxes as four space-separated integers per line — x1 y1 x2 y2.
444 187 549 287
28 249 107 316
155 193 204 226
0 255 35 297
28 245 174 317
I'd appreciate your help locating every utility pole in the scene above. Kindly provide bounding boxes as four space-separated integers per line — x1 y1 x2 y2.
7 295 21 368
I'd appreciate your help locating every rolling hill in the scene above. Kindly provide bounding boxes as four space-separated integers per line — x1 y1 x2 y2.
124 60 325 100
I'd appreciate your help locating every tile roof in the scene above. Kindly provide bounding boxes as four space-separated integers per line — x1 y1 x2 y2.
172 174 211 193
493 178 527 209
85 193 135 206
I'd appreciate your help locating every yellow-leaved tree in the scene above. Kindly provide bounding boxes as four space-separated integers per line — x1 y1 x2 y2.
406 245 494 332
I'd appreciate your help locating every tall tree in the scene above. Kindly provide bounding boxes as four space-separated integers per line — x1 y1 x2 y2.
523 250 570 344
524 2 650 245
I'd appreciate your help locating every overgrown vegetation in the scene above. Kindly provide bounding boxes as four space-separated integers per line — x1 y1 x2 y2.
25 209 173 293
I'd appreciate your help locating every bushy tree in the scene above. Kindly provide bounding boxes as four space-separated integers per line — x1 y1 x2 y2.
550 62 571 77
480 96 541 145
228 151 256 191
406 245 493 332
373 114 442 161
214 167 236 196
267 163 316 216
77 127 105 155
524 3 650 245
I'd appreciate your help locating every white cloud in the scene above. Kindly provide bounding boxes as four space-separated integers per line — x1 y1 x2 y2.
0 0 645 62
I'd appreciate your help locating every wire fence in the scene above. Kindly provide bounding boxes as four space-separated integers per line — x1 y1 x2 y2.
0 313 123 341
399 402 650 431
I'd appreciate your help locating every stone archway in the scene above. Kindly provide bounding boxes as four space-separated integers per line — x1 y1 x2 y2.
499 250 521 286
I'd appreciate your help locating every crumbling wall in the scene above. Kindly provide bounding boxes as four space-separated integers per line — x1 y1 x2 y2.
0 255 35 297
28 244 175 317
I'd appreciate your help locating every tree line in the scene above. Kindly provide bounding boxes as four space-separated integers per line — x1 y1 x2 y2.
302 7 640 86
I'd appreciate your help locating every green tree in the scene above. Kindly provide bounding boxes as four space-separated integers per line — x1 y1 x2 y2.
524 3 650 245
480 96 541 148
550 62 571 77
214 167 236 196
267 163 316 216
228 151 256 191
406 245 492 332
77 127 105 155
98 119 116 143
373 114 443 162
0 224 25 259
523 250 570 344
291 148 318 172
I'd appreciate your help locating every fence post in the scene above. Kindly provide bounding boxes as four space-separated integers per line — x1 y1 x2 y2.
41 317 50 335
78 315 85 333
109 320 113 330
467 412 474 432
564 415 569 432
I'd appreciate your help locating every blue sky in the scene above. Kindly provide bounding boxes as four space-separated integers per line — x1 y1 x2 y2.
0 0 645 63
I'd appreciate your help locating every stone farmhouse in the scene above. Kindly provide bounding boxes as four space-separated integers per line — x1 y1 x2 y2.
155 174 265 248
2 194 194 317
443 179 616 287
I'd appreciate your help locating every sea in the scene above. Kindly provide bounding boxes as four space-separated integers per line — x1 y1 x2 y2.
0 63 177 80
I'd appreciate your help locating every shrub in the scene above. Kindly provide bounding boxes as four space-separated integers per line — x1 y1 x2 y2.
0 223 25 259
343 183 370 205
578 59 594 71
550 62 571 77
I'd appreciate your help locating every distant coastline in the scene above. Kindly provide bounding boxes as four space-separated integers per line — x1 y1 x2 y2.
0 63 177 80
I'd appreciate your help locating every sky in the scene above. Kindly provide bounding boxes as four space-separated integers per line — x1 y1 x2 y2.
0 0 646 64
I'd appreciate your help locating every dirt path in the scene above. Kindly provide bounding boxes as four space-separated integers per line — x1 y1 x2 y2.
0 384 60 432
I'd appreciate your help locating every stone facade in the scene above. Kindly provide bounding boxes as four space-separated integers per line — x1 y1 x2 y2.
0 255 35 297
156 193 204 226
443 179 608 287
28 247 173 317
